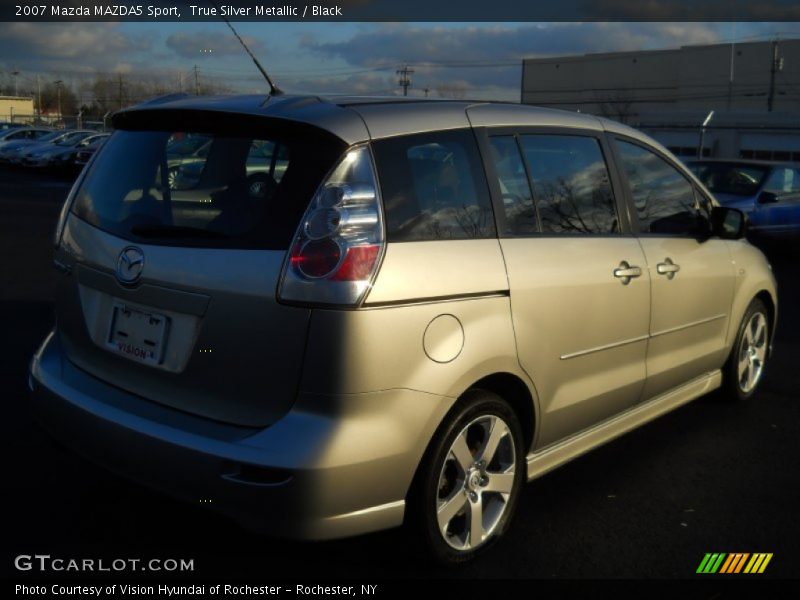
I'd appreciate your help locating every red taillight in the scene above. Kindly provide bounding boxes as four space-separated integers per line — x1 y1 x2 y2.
291 239 342 279
330 244 381 281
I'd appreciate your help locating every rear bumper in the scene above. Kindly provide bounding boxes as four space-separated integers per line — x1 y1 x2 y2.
30 330 453 540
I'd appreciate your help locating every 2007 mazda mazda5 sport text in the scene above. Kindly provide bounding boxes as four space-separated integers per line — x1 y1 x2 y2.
30 94 777 563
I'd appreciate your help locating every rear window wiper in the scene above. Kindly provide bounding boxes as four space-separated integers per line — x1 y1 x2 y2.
130 224 230 239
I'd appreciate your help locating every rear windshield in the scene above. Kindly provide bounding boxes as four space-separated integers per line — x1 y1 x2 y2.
72 128 344 249
688 162 769 197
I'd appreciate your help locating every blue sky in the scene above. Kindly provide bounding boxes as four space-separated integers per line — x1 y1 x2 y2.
2 22 800 101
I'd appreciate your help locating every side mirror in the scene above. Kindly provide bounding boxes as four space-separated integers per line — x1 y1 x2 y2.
758 191 779 204
710 206 746 240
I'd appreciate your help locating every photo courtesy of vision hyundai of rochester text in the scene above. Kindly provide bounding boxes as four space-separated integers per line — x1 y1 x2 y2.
29 93 777 563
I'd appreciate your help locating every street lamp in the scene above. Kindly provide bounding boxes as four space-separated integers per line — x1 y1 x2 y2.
697 110 714 158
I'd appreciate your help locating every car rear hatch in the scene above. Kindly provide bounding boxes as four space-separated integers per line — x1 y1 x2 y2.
54 106 352 426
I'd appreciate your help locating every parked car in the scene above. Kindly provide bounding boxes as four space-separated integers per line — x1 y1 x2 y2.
688 159 800 240
0 126 53 152
73 134 111 170
44 133 111 173
20 130 96 168
172 138 288 193
160 134 212 188
0 129 75 164
31 95 777 563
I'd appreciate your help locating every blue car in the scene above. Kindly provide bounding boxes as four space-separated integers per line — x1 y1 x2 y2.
688 159 800 240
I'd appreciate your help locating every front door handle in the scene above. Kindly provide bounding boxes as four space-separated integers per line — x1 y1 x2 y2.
613 261 642 285
656 258 681 279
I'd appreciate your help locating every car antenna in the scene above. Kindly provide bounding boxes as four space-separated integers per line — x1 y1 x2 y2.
207 0 283 96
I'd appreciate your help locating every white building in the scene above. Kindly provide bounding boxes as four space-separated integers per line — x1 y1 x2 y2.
522 39 800 160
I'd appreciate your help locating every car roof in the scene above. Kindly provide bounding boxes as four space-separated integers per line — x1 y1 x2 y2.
687 158 798 168
116 93 653 145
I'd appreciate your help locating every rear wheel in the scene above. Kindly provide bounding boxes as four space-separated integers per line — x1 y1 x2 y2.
407 389 525 563
723 298 770 401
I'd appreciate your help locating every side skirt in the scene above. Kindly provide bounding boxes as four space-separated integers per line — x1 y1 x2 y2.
526 370 722 481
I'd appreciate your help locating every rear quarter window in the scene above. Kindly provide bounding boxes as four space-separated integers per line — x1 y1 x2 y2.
372 129 496 242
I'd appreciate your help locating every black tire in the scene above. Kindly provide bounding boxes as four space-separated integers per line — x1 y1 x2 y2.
406 389 525 564
722 298 770 402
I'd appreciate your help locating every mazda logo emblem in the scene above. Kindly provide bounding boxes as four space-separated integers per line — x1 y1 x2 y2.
116 247 145 285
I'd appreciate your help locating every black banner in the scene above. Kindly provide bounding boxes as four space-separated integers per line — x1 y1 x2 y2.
5 578 799 600
2 0 800 22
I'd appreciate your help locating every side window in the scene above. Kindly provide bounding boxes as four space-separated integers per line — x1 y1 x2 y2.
764 168 800 194
488 136 538 235
372 130 495 242
519 135 618 234
616 139 702 236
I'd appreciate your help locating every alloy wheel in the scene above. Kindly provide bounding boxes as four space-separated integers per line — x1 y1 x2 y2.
436 414 516 551
737 311 768 394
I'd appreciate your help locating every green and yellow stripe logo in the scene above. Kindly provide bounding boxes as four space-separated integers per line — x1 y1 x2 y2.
696 552 773 574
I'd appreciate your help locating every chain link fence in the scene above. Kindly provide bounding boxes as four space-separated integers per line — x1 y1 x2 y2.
8 113 111 132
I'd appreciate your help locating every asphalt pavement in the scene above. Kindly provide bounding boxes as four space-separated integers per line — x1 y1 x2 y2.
1 167 798 581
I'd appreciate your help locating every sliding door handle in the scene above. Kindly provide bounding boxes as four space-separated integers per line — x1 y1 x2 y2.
657 258 681 279
613 261 642 285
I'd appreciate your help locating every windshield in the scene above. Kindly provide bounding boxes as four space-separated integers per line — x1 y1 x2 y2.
34 131 63 143
79 135 105 147
688 162 770 197
56 132 89 145
71 128 344 249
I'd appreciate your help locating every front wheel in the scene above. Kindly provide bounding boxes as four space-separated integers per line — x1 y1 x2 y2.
723 298 770 401
407 390 525 564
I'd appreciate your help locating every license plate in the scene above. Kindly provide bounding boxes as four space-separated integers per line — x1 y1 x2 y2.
106 302 169 366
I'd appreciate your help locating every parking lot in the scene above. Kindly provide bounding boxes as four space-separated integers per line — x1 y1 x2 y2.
1 166 799 580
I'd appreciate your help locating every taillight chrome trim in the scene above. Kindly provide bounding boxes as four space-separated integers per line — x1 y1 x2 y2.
276 143 387 309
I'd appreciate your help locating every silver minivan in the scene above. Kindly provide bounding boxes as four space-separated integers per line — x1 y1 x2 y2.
30 95 777 563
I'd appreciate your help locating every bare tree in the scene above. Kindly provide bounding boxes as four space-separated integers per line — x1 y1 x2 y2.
436 82 468 100
595 90 637 124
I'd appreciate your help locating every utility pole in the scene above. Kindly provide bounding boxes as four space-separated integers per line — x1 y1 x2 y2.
726 24 736 111
11 68 19 96
36 75 41 120
396 64 413 96
117 73 124 110
767 39 783 112
54 80 63 125
193 65 200 95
